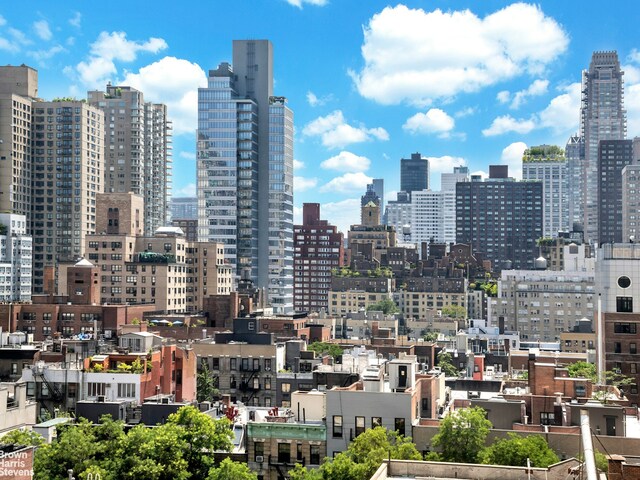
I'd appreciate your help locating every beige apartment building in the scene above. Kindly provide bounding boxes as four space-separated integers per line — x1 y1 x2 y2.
31 100 104 293
0 66 38 219
59 193 232 313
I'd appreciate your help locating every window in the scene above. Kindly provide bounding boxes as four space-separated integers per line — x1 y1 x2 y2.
88 382 106 397
615 342 622 354
372 417 382 428
394 418 405 436
264 359 272 371
616 296 633 313
277 443 290 464
355 416 365 437
614 323 637 334
540 412 555 425
631 343 638 355
631 363 637 374
117 383 136 398
282 382 291 394
230 358 237 371
254 442 264 462
11 363 17 375
212 358 219 370
297 443 303 461
264 377 271 390
333 415 343 438
310 445 320 465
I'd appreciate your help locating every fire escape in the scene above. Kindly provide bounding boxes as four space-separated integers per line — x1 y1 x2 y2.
239 362 261 405
33 365 65 416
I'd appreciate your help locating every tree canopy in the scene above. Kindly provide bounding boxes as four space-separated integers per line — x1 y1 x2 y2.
206 458 257 480
430 407 492 463
33 406 236 480
440 305 467 319
480 433 559 468
436 351 460 377
197 362 220 402
0 429 46 447
567 361 597 382
290 426 421 480
307 341 343 359
366 298 399 314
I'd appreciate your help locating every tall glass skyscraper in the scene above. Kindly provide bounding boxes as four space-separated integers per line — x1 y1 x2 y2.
197 40 293 313
580 51 626 244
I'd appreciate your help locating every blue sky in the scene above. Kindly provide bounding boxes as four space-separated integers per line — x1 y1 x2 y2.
2 1 640 233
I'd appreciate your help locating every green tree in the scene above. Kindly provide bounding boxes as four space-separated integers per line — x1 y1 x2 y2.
34 418 105 480
291 427 420 480
436 351 460 377
567 361 597 382
347 426 421 476
166 405 233 478
197 363 220 402
0 429 45 447
431 407 492 463
206 458 257 480
423 332 439 342
33 407 236 480
366 298 399 314
440 305 467 319
480 433 559 468
307 341 343 359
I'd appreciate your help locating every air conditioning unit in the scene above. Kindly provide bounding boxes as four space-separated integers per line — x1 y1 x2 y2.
265 367 271 371
97 395 106 402
255 456 264 463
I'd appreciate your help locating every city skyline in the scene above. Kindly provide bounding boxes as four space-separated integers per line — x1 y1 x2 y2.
2 1 640 233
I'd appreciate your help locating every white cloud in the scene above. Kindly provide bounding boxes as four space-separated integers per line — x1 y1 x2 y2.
33 20 52 41
496 79 549 108
626 83 640 137
0 15 6 27
285 0 328 7
471 170 488 181
321 151 370 172
350 4 568 105
74 31 168 87
8 28 31 47
0 37 18 52
403 108 455 137
320 172 372 194
485 82 580 137
455 107 476 118
293 205 303 226
174 183 196 197
306 90 333 107
482 115 536 136
122 56 207 135
427 155 467 175
497 90 510 104
69 12 82 28
294 176 318 192
27 45 65 65
302 110 388 149
307 91 320 106
76 57 117 86
91 31 167 62
500 141 527 180
538 82 580 133
511 79 549 109
293 159 305 170
179 151 196 160
320 198 361 234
